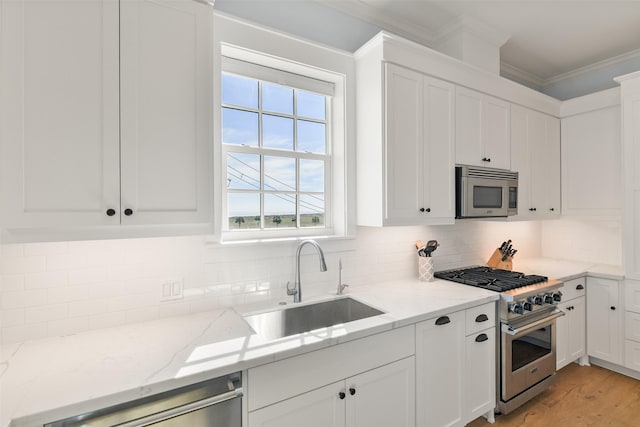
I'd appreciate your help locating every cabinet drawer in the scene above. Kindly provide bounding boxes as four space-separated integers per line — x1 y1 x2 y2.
561 277 586 301
465 302 496 336
625 340 640 372
248 325 414 411
626 311 640 342
625 280 640 314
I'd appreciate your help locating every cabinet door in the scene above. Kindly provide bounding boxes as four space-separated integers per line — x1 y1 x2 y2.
455 87 510 170
568 297 586 362
561 106 622 217
465 328 495 423
346 357 415 427
510 105 560 219
529 113 560 218
416 311 465 427
423 77 455 221
587 277 622 364
120 0 213 226
384 63 423 222
248 381 346 427
0 0 120 227
483 95 510 170
455 87 484 167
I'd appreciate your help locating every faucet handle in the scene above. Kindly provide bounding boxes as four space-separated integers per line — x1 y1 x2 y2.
286 281 297 296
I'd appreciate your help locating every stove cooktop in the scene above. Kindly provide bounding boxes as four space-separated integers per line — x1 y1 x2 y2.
434 266 548 292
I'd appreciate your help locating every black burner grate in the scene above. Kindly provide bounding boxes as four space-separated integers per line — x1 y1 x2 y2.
434 266 548 292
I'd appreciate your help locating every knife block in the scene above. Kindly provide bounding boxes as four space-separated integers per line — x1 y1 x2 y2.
486 248 513 271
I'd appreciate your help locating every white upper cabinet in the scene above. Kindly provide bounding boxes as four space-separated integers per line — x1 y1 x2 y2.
355 56 454 226
561 101 621 217
0 0 120 227
455 87 511 170
0 0 213 234
510 105 560 219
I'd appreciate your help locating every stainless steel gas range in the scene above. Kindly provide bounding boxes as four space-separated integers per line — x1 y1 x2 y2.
435 266 564 415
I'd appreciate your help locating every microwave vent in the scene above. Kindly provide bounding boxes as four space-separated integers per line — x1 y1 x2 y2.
464 166 518 181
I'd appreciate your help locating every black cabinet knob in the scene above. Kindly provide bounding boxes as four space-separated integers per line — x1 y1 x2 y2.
420 208 425 212
419 208 431 213
482 157 491 162
124 208 133 216
529 208 537 212
576 284 584 290
106 208 116 217
611 306 616 310
339 392 346 400
349 388 356 396
550 208 555 211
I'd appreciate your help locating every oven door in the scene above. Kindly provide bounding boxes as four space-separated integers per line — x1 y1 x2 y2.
501 310 564 401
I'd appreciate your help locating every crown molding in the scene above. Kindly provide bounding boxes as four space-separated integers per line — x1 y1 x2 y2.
500 61 545 90
546 47 640 86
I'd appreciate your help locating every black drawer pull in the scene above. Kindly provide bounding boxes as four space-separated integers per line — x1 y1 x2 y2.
475 333 488 343
349 388 356 396
475 314 489 323
339 392 345 400
435 316 450 326
576 284 584 290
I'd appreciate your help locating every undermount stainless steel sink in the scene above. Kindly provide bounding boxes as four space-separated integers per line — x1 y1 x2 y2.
243 297 384 341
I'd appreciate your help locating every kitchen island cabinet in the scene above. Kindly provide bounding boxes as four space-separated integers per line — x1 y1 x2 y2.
0 0 213 239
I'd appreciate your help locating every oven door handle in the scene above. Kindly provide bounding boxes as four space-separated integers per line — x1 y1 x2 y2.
502 310 565 336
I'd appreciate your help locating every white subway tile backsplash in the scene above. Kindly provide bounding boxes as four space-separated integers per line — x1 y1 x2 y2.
0 223 548 345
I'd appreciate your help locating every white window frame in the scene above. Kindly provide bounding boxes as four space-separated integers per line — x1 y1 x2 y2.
217 45 348 242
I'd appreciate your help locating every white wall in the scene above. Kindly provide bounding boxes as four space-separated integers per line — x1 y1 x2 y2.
540 218 622 265
0 221 542 344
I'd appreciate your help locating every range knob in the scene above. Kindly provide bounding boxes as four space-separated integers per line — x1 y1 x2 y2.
544 293 554 304
553 291 563 302
509 302 524 315
523 301 533 311
528 295 543 305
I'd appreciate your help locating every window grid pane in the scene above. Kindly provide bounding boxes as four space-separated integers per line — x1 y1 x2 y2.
223 72 329 231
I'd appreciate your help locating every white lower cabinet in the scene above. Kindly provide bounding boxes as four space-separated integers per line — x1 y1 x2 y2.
625 280 640 371
556 278 587 369
416 302 496 427
247 327 415 427
587 277 623 364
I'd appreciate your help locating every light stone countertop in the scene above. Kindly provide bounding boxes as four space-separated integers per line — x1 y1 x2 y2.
0 278 499 427
514 258 624 281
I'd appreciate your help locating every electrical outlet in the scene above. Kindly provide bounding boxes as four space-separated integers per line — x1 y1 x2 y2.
160 279 183 301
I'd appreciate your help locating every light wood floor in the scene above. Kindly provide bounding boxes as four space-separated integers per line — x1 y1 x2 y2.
467 363 640 427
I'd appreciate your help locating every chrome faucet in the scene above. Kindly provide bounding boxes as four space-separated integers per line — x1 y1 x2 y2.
287 239 327 303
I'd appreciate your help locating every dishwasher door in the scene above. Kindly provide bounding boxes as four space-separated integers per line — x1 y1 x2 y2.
44 372 242 427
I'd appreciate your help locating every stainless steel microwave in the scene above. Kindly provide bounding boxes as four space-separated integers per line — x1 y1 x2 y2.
455 165 518 218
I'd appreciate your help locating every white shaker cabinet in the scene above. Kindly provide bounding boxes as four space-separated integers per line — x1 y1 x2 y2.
624 280 640 372
560 93 621 217
0 0 213 232
416 302 495 427
556 278 587 369
510 105 560 219
455 87 511 170
587 277 623 365
616 72 640 280
355 55 455 226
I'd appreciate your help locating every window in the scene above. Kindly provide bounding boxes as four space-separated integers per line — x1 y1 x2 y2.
220 57 341 240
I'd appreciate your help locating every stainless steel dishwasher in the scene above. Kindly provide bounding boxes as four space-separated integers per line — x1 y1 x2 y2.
44 372 242 427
